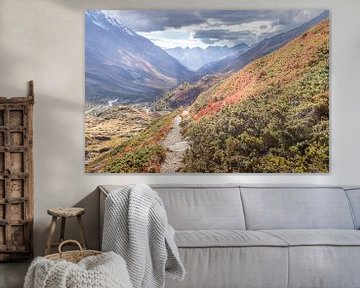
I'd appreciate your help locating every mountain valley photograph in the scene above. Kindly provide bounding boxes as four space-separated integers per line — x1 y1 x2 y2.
85 9 330 173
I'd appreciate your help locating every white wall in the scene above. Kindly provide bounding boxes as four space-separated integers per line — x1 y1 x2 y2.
0 0 359 256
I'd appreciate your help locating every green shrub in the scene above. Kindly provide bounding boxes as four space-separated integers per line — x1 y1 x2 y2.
183 53 329 173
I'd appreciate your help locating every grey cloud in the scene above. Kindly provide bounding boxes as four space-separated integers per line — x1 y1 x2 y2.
193 29 269 46
112 10 206 32
108 9 325 46
112 10 323 32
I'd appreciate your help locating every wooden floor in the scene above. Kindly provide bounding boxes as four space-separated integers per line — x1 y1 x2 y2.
0 261 30 288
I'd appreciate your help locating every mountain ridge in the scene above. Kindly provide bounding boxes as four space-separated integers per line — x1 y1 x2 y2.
166 43 249 71
199 10 329 76
85 11 196 104
191 18 330 119
85 10 329 106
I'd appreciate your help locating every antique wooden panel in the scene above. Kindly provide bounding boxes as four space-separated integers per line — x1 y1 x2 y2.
0 81 34 261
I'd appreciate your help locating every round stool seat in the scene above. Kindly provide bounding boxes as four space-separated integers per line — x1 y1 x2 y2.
45 207 88 255
47 207 85 218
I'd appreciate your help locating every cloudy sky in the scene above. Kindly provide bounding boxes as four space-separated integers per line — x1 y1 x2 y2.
103 10 325 49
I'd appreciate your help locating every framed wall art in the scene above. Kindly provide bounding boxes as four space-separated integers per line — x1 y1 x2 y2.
85 9 329 173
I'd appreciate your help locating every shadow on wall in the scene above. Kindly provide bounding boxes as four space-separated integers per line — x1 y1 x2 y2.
32 92 89 256
38 187 99 256
73 187 100 249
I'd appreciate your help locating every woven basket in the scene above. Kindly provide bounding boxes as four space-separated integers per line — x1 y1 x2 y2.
45 240 102 263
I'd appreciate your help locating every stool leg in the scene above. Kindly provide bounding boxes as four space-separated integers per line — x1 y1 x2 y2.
77 215 87 249
60 217 66 243
45 216 57 255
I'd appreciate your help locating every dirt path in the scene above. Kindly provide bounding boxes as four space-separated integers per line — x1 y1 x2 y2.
160 115 189 172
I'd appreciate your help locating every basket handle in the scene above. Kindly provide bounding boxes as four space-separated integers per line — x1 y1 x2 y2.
58 240 83 255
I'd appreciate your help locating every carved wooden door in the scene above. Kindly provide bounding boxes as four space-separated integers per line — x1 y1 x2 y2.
0 82 34 261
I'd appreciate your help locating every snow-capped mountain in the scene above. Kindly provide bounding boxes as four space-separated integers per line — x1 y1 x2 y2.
166 44 249 71
85 10 196 104
86 10 135 35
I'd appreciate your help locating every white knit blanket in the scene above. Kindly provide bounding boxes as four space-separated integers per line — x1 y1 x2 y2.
24 251 132 288
102 184 185 288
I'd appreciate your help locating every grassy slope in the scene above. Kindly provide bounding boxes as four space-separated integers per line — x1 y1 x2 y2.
183 19 329 173
85 112 176 173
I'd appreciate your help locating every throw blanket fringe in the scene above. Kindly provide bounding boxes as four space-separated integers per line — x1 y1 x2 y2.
102 184 185 288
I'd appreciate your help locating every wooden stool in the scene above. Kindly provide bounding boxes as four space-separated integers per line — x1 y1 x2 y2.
45 207 87 255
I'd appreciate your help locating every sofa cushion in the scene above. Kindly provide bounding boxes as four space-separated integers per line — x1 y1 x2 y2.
154 186 246 230
287 246 360 288
100 185 246 230
262 229 360 246
241 187 355 230
175 230 287 248
166 246 288 288
260 230 360 288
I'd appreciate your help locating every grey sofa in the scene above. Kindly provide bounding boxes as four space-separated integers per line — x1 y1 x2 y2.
99 185 360 288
